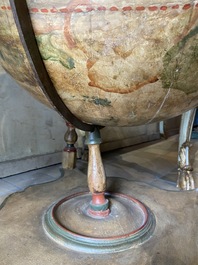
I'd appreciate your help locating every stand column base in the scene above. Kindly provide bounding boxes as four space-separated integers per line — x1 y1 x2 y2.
43 192 155 254
88 193 110 218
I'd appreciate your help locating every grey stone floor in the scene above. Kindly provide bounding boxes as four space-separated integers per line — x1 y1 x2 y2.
0 164 63 206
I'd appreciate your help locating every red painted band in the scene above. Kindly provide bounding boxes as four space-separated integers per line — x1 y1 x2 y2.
110 6 119 11
64 147 76 152
92 193 106 205
148 6 158 11
41 8 48 13
30 8 39 12
136 6 145 11
183 3 191 9
1 2 196 13
160 6 168 11
122 6 132 11
88 208 110 218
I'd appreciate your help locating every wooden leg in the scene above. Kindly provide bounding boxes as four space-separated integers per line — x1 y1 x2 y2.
85 128 109 217
177 109 196 190
62 122 78 170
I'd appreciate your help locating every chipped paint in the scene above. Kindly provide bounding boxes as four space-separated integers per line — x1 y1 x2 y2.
83 96 111 107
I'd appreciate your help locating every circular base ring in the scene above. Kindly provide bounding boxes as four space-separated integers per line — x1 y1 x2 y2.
43 192 155 254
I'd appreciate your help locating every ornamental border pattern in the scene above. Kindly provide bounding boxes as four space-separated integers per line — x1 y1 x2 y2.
1 3 198 14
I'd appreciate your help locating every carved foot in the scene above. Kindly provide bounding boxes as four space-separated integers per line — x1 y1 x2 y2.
177 168 195 191
177 142 195 190
178 109 197 190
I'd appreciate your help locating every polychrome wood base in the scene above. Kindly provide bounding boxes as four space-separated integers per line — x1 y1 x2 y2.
43 192 155 254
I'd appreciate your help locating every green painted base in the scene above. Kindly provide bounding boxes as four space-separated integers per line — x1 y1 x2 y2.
43 192 155 254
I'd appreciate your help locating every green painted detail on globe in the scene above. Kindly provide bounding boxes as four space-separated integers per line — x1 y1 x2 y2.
83 96 112 107
162 26 198 95
36 34 75 69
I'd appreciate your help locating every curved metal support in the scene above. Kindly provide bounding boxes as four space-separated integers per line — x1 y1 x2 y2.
10 0 95 132
177 108 196 190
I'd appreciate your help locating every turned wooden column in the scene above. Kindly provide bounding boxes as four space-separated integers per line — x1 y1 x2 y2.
62 122 78 170
85 128 109 217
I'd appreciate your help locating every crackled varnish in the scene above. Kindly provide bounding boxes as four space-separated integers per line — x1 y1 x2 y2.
0 1 198 126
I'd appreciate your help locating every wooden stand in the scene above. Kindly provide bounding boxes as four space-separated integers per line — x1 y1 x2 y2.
62 122 78 170
43 126 155 253
86 128 109 217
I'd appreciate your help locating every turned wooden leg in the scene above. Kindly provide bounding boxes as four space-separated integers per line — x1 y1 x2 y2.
85 127 109 217
62 122 78 170
177 109 196 190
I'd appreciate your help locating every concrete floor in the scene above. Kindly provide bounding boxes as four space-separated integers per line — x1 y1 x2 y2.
0 164 63 206
0 136 198 264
